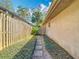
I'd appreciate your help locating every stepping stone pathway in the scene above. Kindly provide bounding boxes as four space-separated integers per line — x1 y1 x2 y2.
32 36 52 59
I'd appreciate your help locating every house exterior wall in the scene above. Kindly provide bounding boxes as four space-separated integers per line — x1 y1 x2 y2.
45 0 79 59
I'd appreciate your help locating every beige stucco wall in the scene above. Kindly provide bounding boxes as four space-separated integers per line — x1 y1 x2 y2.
45 0 79 59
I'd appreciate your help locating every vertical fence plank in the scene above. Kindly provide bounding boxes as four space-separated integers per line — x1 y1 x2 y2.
0 12 3 50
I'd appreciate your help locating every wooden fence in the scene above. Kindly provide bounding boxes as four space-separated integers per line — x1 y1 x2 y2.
0 7 32 50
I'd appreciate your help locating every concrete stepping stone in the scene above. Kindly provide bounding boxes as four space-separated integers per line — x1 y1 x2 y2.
36 45 43 50
33 50 43 57
32 56 43 59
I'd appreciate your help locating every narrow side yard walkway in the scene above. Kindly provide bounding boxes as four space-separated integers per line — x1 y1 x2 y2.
0 35 74 59
32 36 52 59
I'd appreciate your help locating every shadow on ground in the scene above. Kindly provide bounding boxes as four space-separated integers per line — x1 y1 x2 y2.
12 37 36 59
44 36 74 59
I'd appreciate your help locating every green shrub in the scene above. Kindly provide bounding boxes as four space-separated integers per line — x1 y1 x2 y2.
31 26 39 35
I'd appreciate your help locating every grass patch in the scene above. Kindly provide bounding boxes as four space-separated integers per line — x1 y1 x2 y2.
0 36 36 59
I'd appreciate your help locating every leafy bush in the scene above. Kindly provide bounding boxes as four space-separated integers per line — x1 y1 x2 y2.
31 26 39 35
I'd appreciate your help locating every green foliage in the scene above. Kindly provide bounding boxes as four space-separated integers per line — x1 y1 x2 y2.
32 9 43 24
17 6 29 18
31 26 40 35
0 2 2 6
1 0 14 11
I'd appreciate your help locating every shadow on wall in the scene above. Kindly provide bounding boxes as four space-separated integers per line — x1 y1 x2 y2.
12 37 36 59
47 0 75 21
